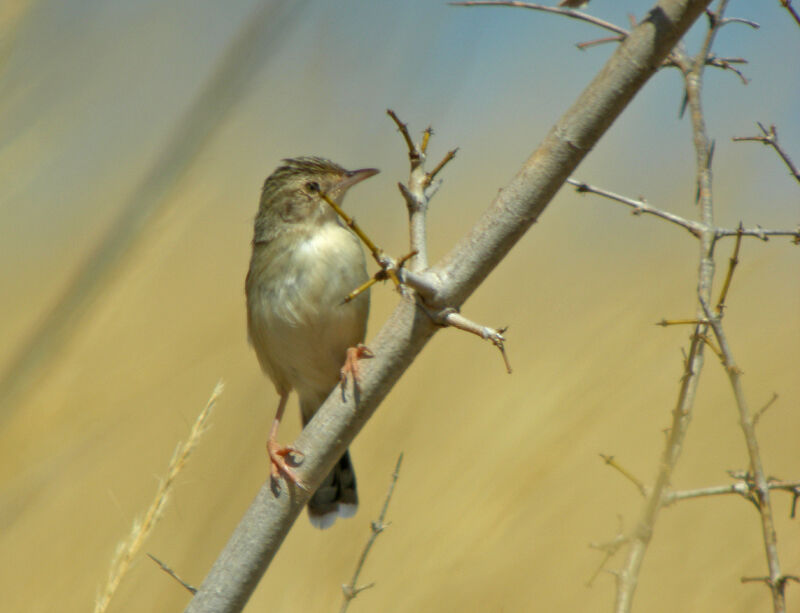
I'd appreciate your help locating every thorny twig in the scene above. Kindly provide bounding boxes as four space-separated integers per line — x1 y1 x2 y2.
566 179 800 243
701 295 788 610
387 111 511 372
733 123 800 184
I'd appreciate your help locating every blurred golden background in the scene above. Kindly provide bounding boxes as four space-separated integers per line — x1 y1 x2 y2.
1 1 798 611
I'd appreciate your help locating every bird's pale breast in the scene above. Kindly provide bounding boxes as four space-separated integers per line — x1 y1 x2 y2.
246 221 369 410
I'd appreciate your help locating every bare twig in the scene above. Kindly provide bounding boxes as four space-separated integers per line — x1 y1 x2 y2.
733 123 800 183
718 16 759 28
753 393 779 427
715 224 743 315
148 553 197 595
388 113 512 373
665 481 752 504
600 454 647 497
665 478 800 507
576 35 625 50
388 110 453 272
743 575 800 586
779 0 800 27
96 382 222 613
339 454 403 613
705 54 749 83
570 178 798 242
588 528 628 587
701 297 787 611
450 1 629 37
716 225 800 242
696 332 724 361
387 109 421 167
657 318 707 326
613 329 707 613
425 148 459 186
437 309 512 373
566 179 705 237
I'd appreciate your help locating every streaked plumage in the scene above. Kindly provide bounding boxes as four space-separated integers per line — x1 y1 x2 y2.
246 157 376 529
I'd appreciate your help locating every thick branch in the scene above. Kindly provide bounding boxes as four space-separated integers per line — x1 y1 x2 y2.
184 2 716 611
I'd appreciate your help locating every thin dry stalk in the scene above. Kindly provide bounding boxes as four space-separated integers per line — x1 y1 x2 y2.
94 382 222 613
339 453 403 613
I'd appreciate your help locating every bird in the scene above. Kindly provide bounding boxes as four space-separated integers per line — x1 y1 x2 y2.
245 156 377 529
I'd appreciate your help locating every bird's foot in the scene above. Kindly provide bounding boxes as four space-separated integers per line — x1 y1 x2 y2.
339 343 374 401
267 439 307 494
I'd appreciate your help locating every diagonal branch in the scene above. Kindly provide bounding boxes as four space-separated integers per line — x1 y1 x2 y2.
701 298 788 610
183 2 716 611
613 2 726 611
566 178 705 237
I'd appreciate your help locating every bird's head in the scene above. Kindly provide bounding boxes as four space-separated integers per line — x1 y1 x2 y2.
258 157 379 227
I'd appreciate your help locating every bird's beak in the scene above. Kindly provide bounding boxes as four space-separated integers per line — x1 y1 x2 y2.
338 167 380 191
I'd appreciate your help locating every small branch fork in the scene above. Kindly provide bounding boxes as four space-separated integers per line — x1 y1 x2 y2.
565 179 800 243
387 110 511 373
733 122 800 184
322 110 511 373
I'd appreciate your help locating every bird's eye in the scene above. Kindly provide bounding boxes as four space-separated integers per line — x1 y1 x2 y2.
305 181 320 193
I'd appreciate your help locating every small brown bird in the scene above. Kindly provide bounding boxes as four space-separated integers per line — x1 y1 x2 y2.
245 157 377 529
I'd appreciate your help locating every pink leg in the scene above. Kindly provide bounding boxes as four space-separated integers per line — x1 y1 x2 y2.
339 343 374 400
267 393 307 492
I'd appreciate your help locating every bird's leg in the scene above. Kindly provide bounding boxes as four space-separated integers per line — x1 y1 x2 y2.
339 344 374 401
267 393 307 493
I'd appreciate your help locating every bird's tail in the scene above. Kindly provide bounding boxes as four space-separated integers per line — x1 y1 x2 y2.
307 449 358 529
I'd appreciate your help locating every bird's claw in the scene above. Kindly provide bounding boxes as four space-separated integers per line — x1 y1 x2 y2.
340 344 374 401
268 440 308 494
